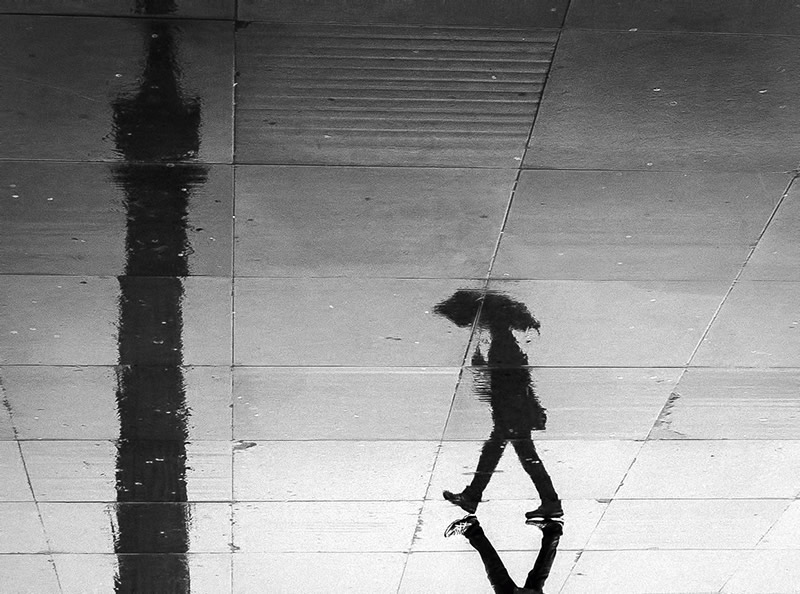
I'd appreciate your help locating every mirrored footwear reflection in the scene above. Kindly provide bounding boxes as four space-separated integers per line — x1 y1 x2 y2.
435 290 562 519
112 7 205 591
444 514 563 594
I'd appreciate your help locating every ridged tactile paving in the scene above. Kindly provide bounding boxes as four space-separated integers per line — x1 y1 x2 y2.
236 24 558 167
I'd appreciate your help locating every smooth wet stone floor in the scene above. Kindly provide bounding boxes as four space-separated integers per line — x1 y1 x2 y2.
2 1 800 593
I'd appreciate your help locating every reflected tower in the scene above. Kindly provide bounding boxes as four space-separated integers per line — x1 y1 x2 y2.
111 9 207 593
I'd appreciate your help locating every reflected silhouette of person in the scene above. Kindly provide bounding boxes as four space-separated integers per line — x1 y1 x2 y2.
435 290 562 520
444 514 562 594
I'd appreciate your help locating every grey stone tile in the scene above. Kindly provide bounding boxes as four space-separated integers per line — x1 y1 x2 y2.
235 165 514 278
0 503 49 553
0 441 33 501
239 0 568 27
525 30 800 171
692 281 800 367
0 15 233 162
0 0 235 18
39 502 232 553
21 440 232 502
233 501 421 552
0 162 232 276
0 276 232 366
586 499 788 550
2 365 231 440
233 440 437 501
233 278 479 366
723 551 800 593
617 440 800 499
494 170 786 280
651 369 800 439
233 367 457 440
742 182 800 280
233 553 405 593
561 550 748 594
0 555 60 594
567 0 800 35
54 553 232 594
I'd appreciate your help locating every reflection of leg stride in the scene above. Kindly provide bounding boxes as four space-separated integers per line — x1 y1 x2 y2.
466 523 518 594
511 438 559 503
522 522 563 593
466 432 508 501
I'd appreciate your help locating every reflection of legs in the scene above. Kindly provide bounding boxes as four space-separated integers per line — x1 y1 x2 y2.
465 522 517 594
467 433 507 500
444 432 507 512
511 438 559 503
522 521 562 593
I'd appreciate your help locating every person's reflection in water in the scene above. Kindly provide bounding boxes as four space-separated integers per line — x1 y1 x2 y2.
444 515 562 594
435 290 562 520
111 12 206 593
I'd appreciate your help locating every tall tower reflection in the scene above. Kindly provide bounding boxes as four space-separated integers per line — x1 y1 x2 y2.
111 10 207 592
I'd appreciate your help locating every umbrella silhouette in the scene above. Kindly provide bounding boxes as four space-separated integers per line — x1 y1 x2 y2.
434 289 541 333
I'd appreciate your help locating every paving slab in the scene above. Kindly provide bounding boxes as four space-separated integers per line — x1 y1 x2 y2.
493 170 785 280
0 162 232 276
235 24 555 166
723 551 800 593
54 553 232 594
586 499 788 550
0 0 235 18
476 280 728 367
233 367 457 440
616 440 800 499
757 500 800 549
233 553 405 594
0 441 33 501
0 15 232 163
567 0 800 35
21 440 232 502
651 368 800 439
233 278 479 366
561 550 749 594
444 367 681 440
39 502 232 553
0 555 60 594
232 440 437 501
235 165 514 278
1 365 231 440
742 181 800 280
239 0 568 27
0 276 232 366
525 30 800 171
0 502 50 553
232 501 421 552
692 281 800 367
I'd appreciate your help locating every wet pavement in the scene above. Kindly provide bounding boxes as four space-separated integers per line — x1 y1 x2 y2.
1 1 800 593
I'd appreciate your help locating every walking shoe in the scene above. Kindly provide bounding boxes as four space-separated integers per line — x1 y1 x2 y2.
525 516 564 533
444 515 478 538
443 490 479 514
524 500 564 521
